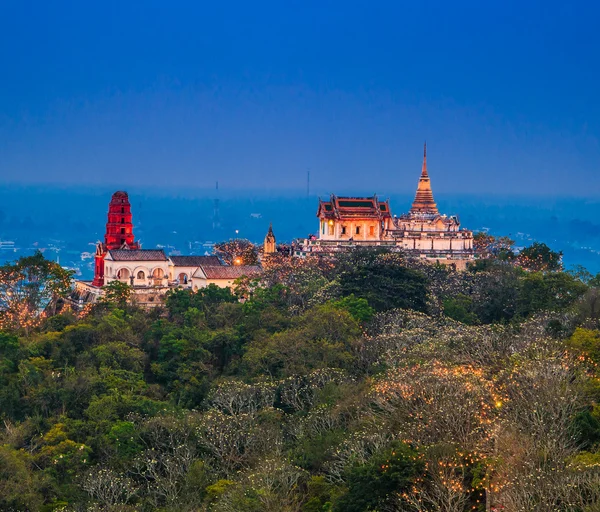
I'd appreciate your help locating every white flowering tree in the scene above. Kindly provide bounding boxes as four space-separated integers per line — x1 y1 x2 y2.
0 251 73 333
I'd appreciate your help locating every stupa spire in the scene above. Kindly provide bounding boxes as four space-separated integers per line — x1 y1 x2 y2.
410 143 439 215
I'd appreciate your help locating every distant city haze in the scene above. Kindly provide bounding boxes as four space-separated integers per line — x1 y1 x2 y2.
1 1 599 195
0 186 599 276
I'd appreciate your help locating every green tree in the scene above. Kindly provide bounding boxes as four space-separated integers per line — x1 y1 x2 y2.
333 441 422 512
0 332 23 420
517 242 563 271
443 294 479 324
568 264 594 284
568 328 600 364
517 271 587 318
0 446 44 511
105 420 143 460
101 280 133 307
589 273 600 288
330 294 375 324
165 285 237 325
471 265 520 323
242 304 360 378
337 250 428 312
303 476 342 512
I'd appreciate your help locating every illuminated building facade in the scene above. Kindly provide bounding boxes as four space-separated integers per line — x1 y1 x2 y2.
317 195 393 241
102 249 170 287
263 223 276 254
301 145 474 267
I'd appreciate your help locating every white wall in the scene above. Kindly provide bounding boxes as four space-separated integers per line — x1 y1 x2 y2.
103 260 170 287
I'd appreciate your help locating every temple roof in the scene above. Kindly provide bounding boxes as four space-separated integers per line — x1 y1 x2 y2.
317 195 391 220
106 249 167 261
410 143 439 215
170 255 222 266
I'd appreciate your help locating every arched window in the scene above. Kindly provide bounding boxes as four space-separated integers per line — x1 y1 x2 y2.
152 268 164 279
117 268 130 280
178 273 188 284
137 270 145 280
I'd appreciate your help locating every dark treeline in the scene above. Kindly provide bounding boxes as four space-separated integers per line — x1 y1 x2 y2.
2 244 600 511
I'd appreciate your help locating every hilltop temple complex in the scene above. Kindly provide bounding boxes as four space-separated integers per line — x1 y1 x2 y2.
299 145 474 268
75 146 473 306
76 191 261 306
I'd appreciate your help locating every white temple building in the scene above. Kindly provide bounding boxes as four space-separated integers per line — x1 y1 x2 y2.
299 145 474 268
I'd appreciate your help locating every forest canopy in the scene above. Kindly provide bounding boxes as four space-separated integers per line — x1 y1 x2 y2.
1 245 600 511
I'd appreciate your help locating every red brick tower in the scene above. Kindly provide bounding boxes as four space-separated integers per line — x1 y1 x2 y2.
104 191 137 249
92 191 139 286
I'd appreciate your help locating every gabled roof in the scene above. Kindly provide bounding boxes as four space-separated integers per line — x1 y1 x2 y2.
317 195 392 220
170 255 222 267
106 249 168 261
195 265 262 280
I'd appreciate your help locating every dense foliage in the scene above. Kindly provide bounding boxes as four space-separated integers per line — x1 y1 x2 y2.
2 245 600 511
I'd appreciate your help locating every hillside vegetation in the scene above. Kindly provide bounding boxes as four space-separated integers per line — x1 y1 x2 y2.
2 247 600 511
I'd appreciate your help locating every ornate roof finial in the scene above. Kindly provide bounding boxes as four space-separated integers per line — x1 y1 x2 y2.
421 141 428 177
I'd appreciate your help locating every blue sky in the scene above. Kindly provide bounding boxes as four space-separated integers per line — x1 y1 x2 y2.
1 0 599 195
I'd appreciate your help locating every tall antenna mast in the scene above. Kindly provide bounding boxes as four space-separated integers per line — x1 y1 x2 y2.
213 181 221 230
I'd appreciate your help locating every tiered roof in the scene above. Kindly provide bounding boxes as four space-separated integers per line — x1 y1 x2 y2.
317 195 391 220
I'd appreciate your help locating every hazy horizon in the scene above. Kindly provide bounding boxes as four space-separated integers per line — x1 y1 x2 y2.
1 186 599 275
